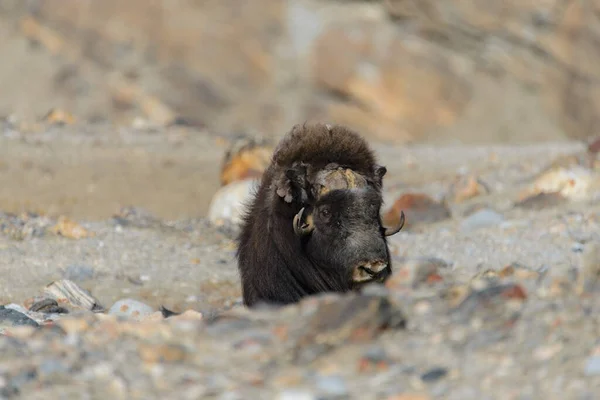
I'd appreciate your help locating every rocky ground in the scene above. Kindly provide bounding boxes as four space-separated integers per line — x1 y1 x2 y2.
0 123 599 399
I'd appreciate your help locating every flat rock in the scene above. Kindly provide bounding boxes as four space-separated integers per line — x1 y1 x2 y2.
0 305 39 328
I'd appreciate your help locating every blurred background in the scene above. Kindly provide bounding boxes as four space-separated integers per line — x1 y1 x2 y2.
0 0 597 220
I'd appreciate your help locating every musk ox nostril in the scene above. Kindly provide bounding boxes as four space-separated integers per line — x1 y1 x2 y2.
352 261 389 283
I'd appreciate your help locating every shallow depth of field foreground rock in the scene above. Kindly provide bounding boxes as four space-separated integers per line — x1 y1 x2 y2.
0 125 599 399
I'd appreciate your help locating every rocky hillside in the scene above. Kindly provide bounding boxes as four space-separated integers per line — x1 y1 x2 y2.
1 0 597 144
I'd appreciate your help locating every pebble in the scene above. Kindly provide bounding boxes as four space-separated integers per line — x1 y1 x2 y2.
207 179 259 227
315 375 348 398
63 264 95 281
108 299 155 320
420 367 448 383
0 305 39 328
584 356 600 376
277 389 316 400
460 209 504 232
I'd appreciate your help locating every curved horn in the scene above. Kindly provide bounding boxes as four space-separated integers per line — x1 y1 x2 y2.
293 207 315 236
383 210 405 236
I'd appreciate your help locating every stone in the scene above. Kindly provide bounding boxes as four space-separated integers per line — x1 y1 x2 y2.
519 165 596 203
220 137 273 186
44 279 104 312
383 193 451 231
460 208 504 232
446 175 490 203
293 293 406 363
420 367 448 383
277 390 316 400
584 356 600 376
0 305 39 329
578 241 600 294
207 179 259 227
63 264 95 281
514 192 567 210
49 216 94 239
108 299 155 320
385 257 450 290
315 375 348 398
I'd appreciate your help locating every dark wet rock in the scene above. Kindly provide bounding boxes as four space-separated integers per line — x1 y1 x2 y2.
0 305 39 328
420 367 448 383
28 298 69 314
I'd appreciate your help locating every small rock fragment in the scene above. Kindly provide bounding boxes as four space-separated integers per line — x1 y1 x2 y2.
44 279 104 312
63 264 95 281
108 299 155 320
112 206 163 229
520 165 594 202
386 257 450 289
514 192 567 210
420 367 448 382
0 305 39 329
220 137 273 186
447 175 490 203
50 216 94 239
384 193 451 230
137 343 188 363
387 395 431 400
460 208 504 232
207 179 259 227
43 108 76 125
578 241 600 294
277 389 316 400
28 298 69 314
293 293 406 363
315 375 348 398
169 309 203 321
584 356 600 376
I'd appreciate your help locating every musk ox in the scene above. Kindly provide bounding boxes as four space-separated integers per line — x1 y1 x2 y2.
236 123 405 307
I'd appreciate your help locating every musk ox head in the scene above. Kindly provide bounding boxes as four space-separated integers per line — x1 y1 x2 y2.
236 122 405 307
292 186 405 288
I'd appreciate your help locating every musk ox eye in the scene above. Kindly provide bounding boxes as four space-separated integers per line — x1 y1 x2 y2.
320 208 331 219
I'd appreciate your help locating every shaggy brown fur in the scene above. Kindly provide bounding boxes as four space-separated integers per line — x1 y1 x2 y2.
236 123 394 307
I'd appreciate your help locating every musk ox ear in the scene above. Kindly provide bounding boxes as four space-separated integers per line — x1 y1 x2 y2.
275 163 309 203
293 207 314 236
373 165 387 181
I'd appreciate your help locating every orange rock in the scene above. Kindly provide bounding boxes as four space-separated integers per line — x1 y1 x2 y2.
43 108 76 125
50 216 94 239
220 138 273 186
501 284 528 300
384 193 451 229
447 175 490 203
